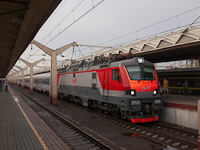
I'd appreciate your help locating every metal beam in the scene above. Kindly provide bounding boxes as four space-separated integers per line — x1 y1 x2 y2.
32 40 75 106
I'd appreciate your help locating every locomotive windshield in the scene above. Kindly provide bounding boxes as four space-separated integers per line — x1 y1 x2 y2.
126 66 155 80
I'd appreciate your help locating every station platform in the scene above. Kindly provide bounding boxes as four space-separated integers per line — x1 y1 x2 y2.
0 86 70 150
163 94 199 110
160 94 199 130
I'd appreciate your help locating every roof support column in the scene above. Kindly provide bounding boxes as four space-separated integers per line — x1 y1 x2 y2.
15 65 28 89
13 69 19 87
51 51 57 105
30 64 33 94
31 40 76 106
17 72 19 87
14 74 16 85
22 70 25 89
19 58 45 94
9 71 15 84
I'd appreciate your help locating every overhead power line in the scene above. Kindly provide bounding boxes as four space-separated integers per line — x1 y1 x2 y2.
96 5 200 46
27 0 105 60
45 0 105 45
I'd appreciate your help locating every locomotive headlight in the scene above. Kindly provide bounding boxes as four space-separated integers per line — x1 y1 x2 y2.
153 90 157 95
126 90 136 96
131 100 140 105
154 99 161 104
131 91 135 96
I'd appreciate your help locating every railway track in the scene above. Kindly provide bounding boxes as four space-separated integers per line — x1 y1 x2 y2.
11 84 198 150
10 85 114 150
62 101 198 150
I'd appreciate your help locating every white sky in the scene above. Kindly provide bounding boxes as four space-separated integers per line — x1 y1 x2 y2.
16 0 200 70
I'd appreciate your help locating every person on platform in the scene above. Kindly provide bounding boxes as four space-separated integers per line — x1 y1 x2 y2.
184 80 188 96
4 79 8 92
163 78 169 97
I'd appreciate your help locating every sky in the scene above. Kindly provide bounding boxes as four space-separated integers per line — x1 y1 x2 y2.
15 0 200 71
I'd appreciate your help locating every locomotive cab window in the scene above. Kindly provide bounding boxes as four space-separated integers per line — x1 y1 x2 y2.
126 66 155 80
112 69 120 81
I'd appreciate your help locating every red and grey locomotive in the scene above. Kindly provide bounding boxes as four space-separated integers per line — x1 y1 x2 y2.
57 57 162 123
20 56 162 123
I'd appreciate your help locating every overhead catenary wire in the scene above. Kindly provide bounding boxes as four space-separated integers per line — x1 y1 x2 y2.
41 0 85 43
39 0 69 31
22 3 200 67
45 0 105 45
27 0 105 61
96 5 200 46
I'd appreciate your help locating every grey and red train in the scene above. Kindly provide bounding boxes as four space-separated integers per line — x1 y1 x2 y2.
19 57 162 123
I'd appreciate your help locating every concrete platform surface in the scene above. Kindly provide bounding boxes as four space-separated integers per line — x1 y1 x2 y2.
163 94 199 106
161 94 199 129
0 86 70 150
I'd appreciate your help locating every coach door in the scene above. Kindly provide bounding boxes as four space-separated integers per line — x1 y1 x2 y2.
103 70 109 101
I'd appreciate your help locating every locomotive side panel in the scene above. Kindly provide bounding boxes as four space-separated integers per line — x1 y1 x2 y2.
58 71 104 106
58 68 126 107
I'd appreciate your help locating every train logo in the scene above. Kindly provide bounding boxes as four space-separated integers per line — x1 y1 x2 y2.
142 86 151 91
73 78 77 83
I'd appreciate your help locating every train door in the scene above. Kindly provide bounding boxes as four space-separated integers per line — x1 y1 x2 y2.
103 69 109 101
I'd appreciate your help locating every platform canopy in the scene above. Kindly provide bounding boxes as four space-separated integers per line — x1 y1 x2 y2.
78 24 200 63
0 0 61 78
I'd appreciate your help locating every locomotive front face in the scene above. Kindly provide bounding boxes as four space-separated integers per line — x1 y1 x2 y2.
121 58 162 123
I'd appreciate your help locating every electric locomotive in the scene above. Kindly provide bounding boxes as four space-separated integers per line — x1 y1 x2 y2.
58 57 162 123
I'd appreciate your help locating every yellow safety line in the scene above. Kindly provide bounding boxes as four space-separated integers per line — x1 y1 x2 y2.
9 87 48 150
169 86 200 90
159 77 200 79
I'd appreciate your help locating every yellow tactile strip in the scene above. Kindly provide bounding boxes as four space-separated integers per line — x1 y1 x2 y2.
9 86 71 150
9 87 48 150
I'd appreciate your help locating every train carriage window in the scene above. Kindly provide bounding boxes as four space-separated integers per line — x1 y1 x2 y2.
112 69 120 80
73 73 75 78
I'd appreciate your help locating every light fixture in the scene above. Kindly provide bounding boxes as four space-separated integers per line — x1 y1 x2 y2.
138 57 144 63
